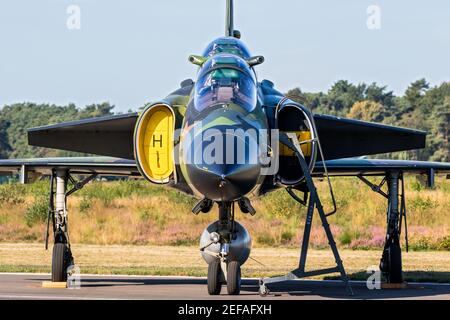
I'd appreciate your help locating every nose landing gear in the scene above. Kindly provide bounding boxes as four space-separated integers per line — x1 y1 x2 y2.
200 202 250 295
205 247 242 295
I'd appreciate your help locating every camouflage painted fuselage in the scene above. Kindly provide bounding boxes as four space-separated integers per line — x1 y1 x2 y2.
163 37 277 202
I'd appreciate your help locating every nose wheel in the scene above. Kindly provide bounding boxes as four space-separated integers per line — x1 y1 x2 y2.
206 259 242 295
226 260 241 295
207 260 222 295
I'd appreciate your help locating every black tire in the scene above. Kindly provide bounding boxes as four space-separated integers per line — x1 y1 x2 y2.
207 260 222 295
226 261 241 295
52 243 69 282
388 243 403 283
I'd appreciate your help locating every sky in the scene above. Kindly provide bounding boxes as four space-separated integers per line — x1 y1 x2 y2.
0 0 449 112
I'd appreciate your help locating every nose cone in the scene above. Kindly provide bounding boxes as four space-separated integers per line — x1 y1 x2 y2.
183 126 262 202
186 161 261 202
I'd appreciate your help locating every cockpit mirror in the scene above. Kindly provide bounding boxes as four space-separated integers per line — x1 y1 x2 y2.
188 55 207 66
246 55 265 67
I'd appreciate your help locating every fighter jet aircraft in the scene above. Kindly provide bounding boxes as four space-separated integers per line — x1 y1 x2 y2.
0 0 449 296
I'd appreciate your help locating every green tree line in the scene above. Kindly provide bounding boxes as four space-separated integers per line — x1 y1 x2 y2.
286 79 449 161
0 102 115 159
0 78 448 161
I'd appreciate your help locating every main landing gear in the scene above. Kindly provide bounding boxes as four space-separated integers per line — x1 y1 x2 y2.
45 169 97 282
358 171 408 284
46 169 72 282
200 202 251 295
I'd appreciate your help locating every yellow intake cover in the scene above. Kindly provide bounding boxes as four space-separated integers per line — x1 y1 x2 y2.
279 131 312 156
134 104 175 183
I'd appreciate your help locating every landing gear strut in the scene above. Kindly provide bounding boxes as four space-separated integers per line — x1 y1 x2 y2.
358 171 407 284
381 172 405 283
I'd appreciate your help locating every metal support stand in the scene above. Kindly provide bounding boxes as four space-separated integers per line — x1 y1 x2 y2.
259 133 353 296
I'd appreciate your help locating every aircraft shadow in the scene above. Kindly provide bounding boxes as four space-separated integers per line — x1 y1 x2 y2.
29 272 450 299
258 270 450 299
324 271 450 283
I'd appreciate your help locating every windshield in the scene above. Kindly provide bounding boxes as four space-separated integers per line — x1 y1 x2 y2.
194 55 257 112
202 37 251 59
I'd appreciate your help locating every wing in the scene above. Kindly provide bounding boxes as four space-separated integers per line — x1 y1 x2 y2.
27 112 427 162
313 114 426 160
0 156 197 195
26 82 193 160
313 158 450 177
28 113 138 160
0 157 139 178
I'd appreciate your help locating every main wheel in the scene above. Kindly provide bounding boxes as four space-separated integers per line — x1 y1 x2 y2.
226 261 241 295
52 243 70 282
207 260 222 295
388 243 403 283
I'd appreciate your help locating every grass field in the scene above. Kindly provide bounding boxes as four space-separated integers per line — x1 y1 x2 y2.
1 176 448 283
1 243 449 282
0 177 449 250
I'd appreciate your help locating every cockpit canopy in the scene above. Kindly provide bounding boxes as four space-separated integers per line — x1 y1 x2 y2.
194 54 257 113
202 37 252 59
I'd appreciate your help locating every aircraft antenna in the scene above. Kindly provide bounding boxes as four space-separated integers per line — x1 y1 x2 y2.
225 0 234 37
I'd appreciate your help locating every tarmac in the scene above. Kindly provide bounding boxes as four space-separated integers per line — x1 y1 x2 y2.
0 273 449 300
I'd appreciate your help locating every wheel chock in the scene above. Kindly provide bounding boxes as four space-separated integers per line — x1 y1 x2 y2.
42 281 67 289
381 282 408 289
